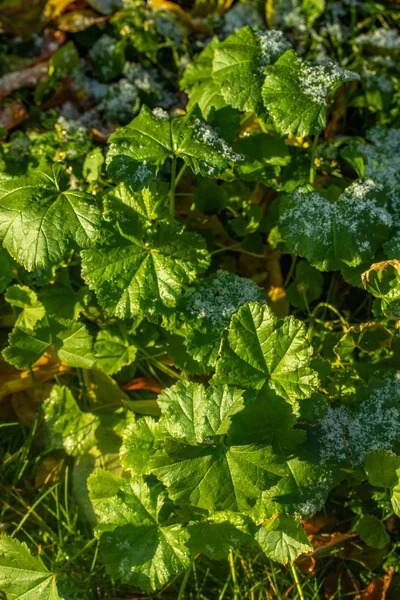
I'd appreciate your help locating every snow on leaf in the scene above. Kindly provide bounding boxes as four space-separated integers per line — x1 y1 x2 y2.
262 50 359 136
279 179 392 272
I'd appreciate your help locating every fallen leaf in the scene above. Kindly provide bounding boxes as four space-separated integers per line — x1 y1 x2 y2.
149 0 210 33
0 62 49 101
121 377 162 394
35 451 65 487
302 515 337 536
0 100 27 131
360 568 394 600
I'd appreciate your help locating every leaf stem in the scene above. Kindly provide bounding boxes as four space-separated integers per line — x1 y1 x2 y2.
177 564 192 600
169 156 177 217
175 163 187 187
290 561 305 600
309 134 319 184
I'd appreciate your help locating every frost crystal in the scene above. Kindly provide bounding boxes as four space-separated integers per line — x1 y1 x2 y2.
193 119 242 168
185 270 265 326
299 60 359 104
356 28 400 50
152 107 170 120
222 3 263 35
256 30 291 68
317 380 400 465
354 127 400 190
280 179 392 257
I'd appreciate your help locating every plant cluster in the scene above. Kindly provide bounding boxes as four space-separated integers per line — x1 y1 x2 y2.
0 0 400 598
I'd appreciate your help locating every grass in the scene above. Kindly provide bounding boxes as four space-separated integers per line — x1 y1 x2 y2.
1 412 397 600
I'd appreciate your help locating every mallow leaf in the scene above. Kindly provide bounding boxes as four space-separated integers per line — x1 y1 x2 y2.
106 105 241 186
120 417 162 476
187 512 255 560
212 27 291 113
214 302 318 404
88 473 190 593
157 381 244 443
0 534 63 600
364 449 400 488
175 270 266 367
152 439 288 514
181 38 227 119
43 385 100 456
5 285 46 330
255 515 312 564
262 50 359 136
0 161 100 270
95 323 137 375
362 260 400 320
0 248 15 293
356 515 390 549
279 180 392 272
81 186 210 319
2 317 95 370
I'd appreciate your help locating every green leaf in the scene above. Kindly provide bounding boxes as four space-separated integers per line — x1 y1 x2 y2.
256 515 312 564
89 34 125 82
88 474 190 593
0 248 15 293
43 385 100 456
107 105 241 187
176 270 266 367
0 534 63 600
391 475 400 516
158 381 244 443
0 162 101 270
5 285 45 330
181 38 228 119
3 317 95 370
262 50 359 136
279 180 392 272
212 27 290 113
95 323 137 375
152 439 287 514
2 321 51 369
311 378 400 467
81 187 210 318
83 147 104 183
233 133 291 183
356 515 390 549
120 417 161 476
254 451 341 519
214 302 318 404
187 512 255 560
362 260 400 320
364 449 400 488
52 320 95 369
286 260 324 309
227 383 298 446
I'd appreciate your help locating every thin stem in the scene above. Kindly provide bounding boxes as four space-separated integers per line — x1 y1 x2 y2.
169 156 177 217
228 549 239 600
177 565 192 600
290 561 305 600
284 255 297 288
175 163 187 187
210 242 242 256
309 134 320 184
312 302 348 328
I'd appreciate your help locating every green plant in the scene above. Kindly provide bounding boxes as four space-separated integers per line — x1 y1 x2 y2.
1 1 400 598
